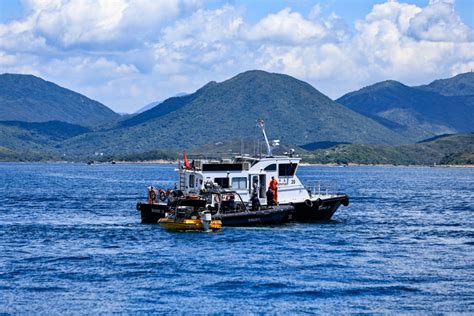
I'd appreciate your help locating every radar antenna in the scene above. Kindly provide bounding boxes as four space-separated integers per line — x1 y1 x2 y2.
256 119 272 156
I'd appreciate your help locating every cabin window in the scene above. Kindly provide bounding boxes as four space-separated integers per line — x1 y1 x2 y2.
189 174 195 188
203 164 243 171
279 163 297 177
264 164 276 171
214 177 230 188
232 177 247 190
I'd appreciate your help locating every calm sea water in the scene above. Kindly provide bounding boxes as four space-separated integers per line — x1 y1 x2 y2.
0 163 473 313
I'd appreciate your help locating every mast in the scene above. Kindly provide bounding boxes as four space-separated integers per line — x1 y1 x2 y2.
257 119 272 156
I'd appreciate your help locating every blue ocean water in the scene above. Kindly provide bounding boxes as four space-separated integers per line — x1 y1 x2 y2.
0 163 473 313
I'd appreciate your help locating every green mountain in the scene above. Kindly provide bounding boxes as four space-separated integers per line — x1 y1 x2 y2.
61 70 405 156
0 73 119 126
0 145 56 162
0 121 93 161
417 72 474 96
52 133 472 166
4 70 470 163
0 121 90 141
336 75 474 141
303 133 474 165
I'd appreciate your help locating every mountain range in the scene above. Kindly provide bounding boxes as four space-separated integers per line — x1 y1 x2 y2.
0 73 119 126
0 70 472 163
337 73 474 140
62 70 404 156
303 133 474 165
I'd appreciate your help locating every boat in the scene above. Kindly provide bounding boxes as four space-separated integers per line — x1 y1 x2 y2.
201 188 293 226
158 196 221 231
136 186 176 223
137 119 349 223
175 119 349 221
136 201 169 223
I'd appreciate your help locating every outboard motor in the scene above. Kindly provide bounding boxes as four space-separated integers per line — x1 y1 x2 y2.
201 210 212 231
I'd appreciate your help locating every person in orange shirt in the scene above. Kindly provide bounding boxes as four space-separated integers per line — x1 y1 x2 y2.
269 176 278 204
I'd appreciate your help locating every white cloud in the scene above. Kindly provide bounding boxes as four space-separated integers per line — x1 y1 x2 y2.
348 1 474 83
152 5 247 77
409 1 473 42
20 0 192 48
242 8 326 44
0 0 473 112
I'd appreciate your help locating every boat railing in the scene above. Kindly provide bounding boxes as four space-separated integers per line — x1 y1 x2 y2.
305 180 338 197
187 153 242 161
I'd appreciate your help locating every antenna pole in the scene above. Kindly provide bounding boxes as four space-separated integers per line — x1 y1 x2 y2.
257 119 272 156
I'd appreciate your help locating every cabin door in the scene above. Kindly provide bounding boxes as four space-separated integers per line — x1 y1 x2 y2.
249 174 266 203
259 174 266 199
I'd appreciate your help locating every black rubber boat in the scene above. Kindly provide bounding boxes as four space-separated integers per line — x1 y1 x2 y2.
136 201 168 224
213 205 293 226
137 197 207 224
137 189 295 226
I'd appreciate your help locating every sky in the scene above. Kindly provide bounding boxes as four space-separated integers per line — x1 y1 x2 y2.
0 0 473 113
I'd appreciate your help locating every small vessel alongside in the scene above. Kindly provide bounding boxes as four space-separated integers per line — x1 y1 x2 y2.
136 186 180 224
158 197 222 232
201 188 293 226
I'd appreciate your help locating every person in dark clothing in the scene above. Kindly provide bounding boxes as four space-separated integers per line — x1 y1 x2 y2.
266 187 274 207
228 195 236 210
251 193 261 212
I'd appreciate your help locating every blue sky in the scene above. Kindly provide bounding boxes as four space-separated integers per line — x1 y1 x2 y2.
2 0 473 26
0 0 473 112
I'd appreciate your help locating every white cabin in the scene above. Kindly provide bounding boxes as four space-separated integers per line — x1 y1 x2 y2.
177 120 341 206
178 155 310 206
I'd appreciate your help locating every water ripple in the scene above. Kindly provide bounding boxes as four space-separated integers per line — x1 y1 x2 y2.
0 163 473 313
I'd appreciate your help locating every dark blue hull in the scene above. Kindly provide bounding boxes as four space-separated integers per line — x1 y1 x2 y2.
213 206 293 226
289 195 349 221
137 195 349 224
136 202 168 224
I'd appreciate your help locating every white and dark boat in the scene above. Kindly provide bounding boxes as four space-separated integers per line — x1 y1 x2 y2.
137 120 349 224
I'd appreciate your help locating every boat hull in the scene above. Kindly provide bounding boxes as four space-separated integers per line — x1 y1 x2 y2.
137 195 349 224
213 206 293 226
289 194 349 221
136 202 168 223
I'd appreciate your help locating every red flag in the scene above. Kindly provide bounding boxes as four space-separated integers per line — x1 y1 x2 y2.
183 150 191 169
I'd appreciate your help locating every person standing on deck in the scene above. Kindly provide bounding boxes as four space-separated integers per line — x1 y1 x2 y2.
266 187 274 207
269 176 278 204
251 192 261 211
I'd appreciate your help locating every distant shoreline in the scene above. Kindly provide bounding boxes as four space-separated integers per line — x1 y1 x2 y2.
113 160 474 168
299 163 474 168
2 160 471 168
115 159 179 164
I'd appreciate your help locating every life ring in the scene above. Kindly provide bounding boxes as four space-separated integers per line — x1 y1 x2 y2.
305 199 313 207
159 190 166 202
315 198 322 207
213 194 222 204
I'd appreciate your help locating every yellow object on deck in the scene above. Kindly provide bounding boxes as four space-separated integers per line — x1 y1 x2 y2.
158 218 222 231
